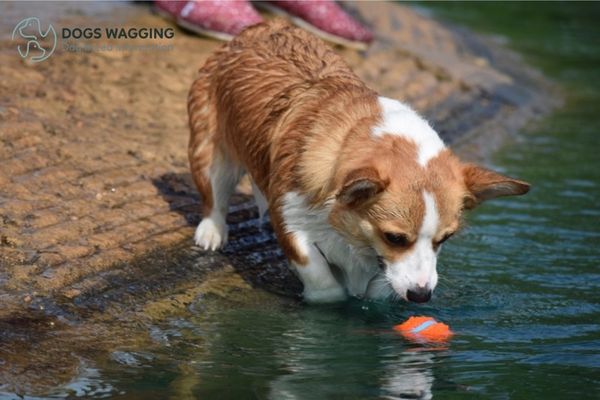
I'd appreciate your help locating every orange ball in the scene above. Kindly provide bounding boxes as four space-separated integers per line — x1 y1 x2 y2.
393 316 453 343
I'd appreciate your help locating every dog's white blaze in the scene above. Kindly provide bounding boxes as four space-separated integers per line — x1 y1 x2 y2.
386 191 440 294
420 191 439 239
373 97 445 166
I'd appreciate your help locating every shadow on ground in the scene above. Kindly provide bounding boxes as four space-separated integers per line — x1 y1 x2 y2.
153 172 303 298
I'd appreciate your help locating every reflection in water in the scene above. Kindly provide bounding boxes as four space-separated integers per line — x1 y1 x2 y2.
60 366 116 398
0 363 116 399
103 298 452 400
264 307 437 400
380 351 435 400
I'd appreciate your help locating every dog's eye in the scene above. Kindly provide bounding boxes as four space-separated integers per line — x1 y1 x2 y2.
435 232 454 247
384 232 410 247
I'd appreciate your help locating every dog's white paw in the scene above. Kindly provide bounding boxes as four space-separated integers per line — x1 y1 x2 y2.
194 217 228 250
303 286 347 303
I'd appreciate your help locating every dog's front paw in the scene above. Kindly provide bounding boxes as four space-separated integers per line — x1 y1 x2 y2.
194 217 228 251
303 286 347 303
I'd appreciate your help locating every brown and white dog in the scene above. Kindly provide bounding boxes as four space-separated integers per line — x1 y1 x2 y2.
188 20 529 303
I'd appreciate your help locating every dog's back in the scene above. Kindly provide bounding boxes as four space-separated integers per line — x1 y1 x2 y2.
188 20 371 199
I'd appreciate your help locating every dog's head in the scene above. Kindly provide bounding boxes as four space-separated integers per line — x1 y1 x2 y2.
328 98 530 303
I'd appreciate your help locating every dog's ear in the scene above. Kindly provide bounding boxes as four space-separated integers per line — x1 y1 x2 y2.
462 164 530 209
337 167 388 207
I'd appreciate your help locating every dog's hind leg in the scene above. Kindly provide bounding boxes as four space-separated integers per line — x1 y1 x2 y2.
188 65 242 250
193 147 242 250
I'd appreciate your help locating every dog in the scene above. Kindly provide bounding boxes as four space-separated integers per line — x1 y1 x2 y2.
187 20 529 303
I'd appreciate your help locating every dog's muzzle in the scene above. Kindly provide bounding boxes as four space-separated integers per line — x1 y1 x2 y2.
406 286 432 303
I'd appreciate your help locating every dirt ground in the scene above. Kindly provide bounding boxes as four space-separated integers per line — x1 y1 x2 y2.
0 1 556 394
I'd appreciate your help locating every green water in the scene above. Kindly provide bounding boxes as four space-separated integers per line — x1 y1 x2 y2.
24 3 600 399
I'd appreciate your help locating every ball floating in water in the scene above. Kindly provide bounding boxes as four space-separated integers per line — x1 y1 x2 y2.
394 316 453 342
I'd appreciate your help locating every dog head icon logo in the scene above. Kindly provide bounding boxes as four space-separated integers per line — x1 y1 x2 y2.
12 17 57 63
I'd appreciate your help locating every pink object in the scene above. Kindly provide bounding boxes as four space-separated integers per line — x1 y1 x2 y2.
176 0 263 41
154 0 188 20
262 0 374 49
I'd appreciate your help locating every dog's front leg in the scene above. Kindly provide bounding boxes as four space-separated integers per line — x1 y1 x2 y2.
291 240 347 303
270 199 347 303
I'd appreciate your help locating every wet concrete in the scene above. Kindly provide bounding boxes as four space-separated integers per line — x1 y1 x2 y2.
0 1 558 395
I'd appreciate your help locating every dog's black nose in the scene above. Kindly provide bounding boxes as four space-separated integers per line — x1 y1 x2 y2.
406 287 432 303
